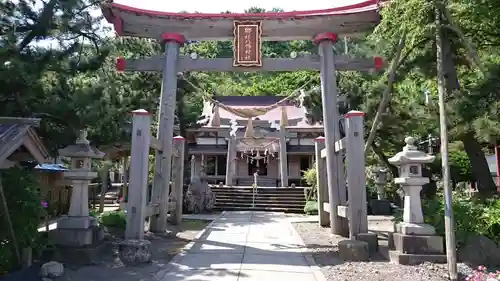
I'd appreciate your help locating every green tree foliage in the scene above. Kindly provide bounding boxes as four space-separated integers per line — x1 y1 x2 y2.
0 168 44 273
355 0 500 194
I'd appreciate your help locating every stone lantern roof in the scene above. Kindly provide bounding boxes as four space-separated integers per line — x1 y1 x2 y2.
58 130 105 159
388 137 435 166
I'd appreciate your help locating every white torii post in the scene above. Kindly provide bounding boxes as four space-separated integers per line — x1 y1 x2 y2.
125 109 151 240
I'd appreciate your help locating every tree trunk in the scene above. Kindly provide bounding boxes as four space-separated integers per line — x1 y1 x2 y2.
461 132 496 194
440 22 496 196
371 143 399 177
99 169 109 213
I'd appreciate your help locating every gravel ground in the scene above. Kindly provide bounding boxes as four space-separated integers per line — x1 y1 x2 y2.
58 219 210 281
292 221 474 281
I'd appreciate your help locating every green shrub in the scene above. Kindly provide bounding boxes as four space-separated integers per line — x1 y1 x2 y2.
0 168 46 274
304 201 318 215
89 210 100 218
393 193 500 245
302 167 317 201
99 210 126 229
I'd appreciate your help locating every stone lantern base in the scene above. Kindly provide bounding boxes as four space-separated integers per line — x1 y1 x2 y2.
49 216 103 247
368 199 392 215
47 216 106 265
388 225 447 265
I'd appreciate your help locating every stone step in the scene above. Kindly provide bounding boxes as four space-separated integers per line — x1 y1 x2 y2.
212 205 303 213
211 186 306 213
216 196 306 204
214 192 304 198
215 202 305 209
212 188 304 196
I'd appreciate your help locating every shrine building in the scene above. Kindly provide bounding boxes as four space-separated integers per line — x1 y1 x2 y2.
186 95 328 187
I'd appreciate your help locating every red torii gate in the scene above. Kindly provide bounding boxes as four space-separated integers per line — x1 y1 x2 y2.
101 0 384 235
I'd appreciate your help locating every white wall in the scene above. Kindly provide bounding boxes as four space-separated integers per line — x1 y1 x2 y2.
289 138 315 146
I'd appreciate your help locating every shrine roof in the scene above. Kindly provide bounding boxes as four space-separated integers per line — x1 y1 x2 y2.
0 117 49 165
213 96 295 106
101 0 381 41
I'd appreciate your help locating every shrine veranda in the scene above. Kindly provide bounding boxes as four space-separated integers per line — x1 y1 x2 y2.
101 0 383 236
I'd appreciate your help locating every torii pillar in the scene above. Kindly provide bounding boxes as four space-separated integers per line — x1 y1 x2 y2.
149 33 184 233
314 32 347 235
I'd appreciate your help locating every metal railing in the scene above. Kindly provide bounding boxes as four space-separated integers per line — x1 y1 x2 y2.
252 172 258 208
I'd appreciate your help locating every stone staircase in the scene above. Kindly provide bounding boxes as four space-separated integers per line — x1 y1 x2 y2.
211 186 306 213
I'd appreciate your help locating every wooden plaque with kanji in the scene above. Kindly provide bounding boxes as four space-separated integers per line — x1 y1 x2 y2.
233 21 262 67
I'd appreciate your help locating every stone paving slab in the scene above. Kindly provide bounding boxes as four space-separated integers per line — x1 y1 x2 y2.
238 270 317 281
156 211 326 281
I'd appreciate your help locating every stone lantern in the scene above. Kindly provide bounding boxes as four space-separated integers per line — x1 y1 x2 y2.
369 165 392 215
50 129 105 249
387 136 445 264
372 165 388 200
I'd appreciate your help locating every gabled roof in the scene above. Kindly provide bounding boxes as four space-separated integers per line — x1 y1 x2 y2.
101 0 380 40
213 96 295 107
0 117 49 165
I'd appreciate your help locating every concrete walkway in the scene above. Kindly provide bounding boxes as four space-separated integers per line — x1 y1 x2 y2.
154 211 325 281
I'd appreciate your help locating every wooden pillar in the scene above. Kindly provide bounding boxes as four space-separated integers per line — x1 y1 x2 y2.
122 155 129 202
314 137 329 227
150 33 183 233
225 136 236 186
315 32 343 235
345 111 368 238
170 136 185 225
125 109 151 240
190 155 196 183
200 154 205 176
495 144 500 191
279 126 288 187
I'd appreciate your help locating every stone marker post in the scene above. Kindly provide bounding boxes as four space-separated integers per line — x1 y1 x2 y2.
344 111 368 238
51 129 105 248
170 136 185 225
387 136 446 264
119 109 152 264
125 110 151 240
314 136 329 227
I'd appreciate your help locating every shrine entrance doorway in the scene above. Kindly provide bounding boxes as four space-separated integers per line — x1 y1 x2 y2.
248 157 268 176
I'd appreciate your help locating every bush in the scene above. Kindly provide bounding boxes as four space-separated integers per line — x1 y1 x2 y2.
467 265 500 280
0 168 45 274
393 193 500 245
99 210 126 229
304 201 318 215
302 167 317 201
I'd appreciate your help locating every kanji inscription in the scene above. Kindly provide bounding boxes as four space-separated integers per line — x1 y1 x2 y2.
233 21 262 67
